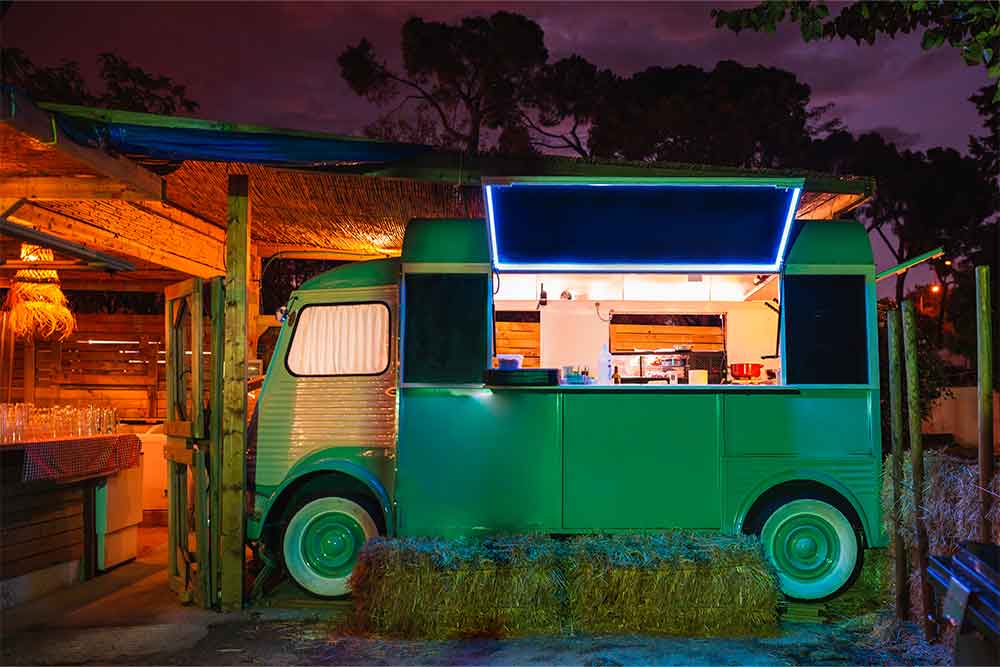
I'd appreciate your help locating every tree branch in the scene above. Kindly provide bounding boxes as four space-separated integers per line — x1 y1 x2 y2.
382 69 468 142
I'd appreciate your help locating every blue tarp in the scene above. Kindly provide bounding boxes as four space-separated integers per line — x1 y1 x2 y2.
53 114 430 168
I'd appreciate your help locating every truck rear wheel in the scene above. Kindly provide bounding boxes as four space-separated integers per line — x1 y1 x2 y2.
282 496 377 597
746 495 863 601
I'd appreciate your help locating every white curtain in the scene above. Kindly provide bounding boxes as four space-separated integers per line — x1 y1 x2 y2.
287 303 389 375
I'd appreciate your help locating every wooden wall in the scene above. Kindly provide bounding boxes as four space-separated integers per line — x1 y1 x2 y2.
495 314 541 368
3 314 167 418
0 450 86 583
610 324 725 353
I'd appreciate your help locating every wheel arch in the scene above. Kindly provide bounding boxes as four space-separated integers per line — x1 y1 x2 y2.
255 451 392 553
734 473 873 547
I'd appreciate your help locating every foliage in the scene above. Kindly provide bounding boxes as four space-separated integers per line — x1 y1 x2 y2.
712 1 1000 102
520 55 617 157
804 130 998 304
1 47 198 114
588 60 823 167
339 13 548 154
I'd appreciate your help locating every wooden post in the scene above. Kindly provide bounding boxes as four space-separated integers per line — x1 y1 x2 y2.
976 265 994 544
902 299 934 638
23 338 35 403
209 277 225 609
248 245 261 366
887 309 909 619
220 175 250 611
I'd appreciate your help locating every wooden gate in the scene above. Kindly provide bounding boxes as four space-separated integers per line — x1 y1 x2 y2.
164 277 223 607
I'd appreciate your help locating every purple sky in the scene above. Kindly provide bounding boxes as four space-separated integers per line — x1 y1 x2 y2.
5 1 990 291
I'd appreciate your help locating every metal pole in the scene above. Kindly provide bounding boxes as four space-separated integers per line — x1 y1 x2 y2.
902 299 934 638
887 309 909 618
976 265 994 544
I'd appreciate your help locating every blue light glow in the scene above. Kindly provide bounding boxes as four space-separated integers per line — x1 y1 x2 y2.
484 181 803 273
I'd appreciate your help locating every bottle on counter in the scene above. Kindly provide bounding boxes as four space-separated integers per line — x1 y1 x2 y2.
612 365 621 384
598 343 613 384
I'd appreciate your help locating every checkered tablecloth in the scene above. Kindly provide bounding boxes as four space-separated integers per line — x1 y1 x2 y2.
9 434 142 482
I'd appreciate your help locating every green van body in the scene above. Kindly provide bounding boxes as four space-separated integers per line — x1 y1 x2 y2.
248 210 886 599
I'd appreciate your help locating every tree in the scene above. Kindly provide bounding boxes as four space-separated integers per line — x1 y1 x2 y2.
588 60 822 167
339 12 548 154
0 48 198 114
804 130 997 312
519 55 617 157
712 1 1000 101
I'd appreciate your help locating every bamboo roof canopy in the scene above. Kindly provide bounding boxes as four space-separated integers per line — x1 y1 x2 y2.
1 87 875 278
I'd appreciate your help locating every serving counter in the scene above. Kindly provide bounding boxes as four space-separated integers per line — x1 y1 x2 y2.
0 434 142 608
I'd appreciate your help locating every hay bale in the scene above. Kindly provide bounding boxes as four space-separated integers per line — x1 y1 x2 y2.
823 549 891 620
881 450 1000 621
565 533 779 637
350 535 564 638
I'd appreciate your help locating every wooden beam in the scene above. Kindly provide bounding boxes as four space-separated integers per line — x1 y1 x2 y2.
0 177 148 200
220 174 249 612
1 88 163 199
7 202 224 278
255 242 394 261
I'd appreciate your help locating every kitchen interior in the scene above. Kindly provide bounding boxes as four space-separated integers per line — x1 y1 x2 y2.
493 271 781 386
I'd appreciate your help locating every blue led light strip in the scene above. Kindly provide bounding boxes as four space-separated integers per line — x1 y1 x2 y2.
485 182 803 273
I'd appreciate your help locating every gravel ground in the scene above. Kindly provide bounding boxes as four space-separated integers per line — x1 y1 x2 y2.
3 612 948 666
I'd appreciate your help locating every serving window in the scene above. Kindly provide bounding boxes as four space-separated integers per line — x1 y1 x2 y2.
286 302 390 376
783 275 868 384
404 273 489 383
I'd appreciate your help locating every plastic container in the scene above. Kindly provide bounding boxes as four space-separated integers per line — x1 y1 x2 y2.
688 369 709 385
598 344 613 384
497 354 523 370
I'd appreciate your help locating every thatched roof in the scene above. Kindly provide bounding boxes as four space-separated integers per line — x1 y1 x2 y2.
2 90 875 270
165 162 483 253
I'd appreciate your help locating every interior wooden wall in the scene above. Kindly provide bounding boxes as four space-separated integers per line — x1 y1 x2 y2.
3 314 192 419
495 320 541 368
610 324 725 353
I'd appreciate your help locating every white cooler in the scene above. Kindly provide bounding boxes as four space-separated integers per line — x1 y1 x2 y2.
95 455 144 571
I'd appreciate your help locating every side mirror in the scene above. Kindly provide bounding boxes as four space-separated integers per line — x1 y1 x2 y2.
276 306 288 323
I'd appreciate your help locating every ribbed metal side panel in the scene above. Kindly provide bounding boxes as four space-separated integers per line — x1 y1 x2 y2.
256 287 398 488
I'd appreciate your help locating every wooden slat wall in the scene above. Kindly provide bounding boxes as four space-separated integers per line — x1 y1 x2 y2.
495 321 541 368
0 452 85 581
2 314 211 419
610 324 725 353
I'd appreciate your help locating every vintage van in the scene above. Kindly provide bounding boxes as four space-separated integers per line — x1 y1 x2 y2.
247 178 885 601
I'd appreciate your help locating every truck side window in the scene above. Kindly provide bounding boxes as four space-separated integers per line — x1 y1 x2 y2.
285 302 390 376
784 275 868 384
404 274 488 383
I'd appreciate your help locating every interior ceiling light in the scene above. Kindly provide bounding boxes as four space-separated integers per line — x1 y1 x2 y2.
2 243 76 341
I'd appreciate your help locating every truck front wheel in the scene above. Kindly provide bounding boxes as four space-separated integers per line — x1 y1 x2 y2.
746 495 863 601
282 496 377 597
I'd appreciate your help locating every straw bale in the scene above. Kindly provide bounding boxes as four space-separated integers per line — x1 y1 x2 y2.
881 450 1000 621
350 532 780 639
350 536 564 639
565 533 779 637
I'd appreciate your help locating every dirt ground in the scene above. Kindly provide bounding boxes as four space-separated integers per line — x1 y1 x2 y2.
0 535 951 666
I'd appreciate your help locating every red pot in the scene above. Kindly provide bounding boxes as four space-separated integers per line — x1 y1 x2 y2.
730 363 763 380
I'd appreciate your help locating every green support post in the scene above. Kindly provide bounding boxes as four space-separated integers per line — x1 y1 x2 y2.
902 299 934 638
220 175 250 611
887 309 909 619
976 265 994 544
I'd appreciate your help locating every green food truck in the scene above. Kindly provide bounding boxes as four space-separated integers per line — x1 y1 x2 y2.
247 177 885 601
